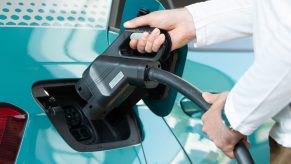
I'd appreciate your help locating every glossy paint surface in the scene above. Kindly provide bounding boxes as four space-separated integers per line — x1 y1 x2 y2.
0 0 271 163
0 0 190 163
0 0 145 163
0 21 147 164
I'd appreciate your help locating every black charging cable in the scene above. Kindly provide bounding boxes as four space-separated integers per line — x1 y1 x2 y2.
146 67 254 164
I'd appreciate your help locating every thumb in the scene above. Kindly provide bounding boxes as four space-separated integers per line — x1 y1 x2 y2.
124 14 152 28
202 92 219 104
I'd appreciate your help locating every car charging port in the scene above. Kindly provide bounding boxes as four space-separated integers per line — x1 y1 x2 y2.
32 80 142 152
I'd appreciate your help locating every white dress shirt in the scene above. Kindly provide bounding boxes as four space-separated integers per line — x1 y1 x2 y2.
186 0 291 147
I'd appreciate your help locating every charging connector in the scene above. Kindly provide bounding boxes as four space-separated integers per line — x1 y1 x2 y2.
75 25 253 163
76 27 171 120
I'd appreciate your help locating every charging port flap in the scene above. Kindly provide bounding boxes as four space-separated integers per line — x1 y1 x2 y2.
143 47 187 117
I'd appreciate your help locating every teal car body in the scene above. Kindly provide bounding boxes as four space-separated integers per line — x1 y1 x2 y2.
0 0 271 163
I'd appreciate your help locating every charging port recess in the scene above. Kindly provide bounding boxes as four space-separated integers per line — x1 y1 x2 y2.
32 80 143 152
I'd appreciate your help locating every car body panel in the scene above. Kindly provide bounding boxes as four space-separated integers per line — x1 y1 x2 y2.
0 0 146 163
0 0 271 163
0 0 190 163
0 22 147 164
134 105 191 164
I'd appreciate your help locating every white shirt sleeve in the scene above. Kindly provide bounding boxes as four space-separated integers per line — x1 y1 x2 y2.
224 0 291 135
187 0 291 136
225 59 291 135
186 0 254 47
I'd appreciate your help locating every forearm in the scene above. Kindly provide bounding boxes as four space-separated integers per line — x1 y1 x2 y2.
186 0 254 47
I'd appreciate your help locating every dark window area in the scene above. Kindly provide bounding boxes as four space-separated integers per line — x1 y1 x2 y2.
158 0 205 9
108 0 204 31
108 0 253 51
108 0 126 32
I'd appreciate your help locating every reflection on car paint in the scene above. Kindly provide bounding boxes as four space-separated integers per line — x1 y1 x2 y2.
0 0 111 29
134 105 191 164
28 28 108 62
165 103 231 164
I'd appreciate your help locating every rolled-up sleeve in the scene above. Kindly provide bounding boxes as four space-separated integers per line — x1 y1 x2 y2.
186 0 254 47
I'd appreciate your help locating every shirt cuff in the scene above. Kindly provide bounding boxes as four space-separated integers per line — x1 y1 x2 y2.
185 3 207 48
224 93 256 135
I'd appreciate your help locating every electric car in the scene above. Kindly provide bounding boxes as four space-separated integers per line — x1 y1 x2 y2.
0 0 271 163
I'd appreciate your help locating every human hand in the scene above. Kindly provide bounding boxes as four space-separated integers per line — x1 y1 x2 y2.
123 8 196 53
201 92 250 159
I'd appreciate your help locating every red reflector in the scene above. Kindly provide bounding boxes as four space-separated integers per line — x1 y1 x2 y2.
0 104 27 163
